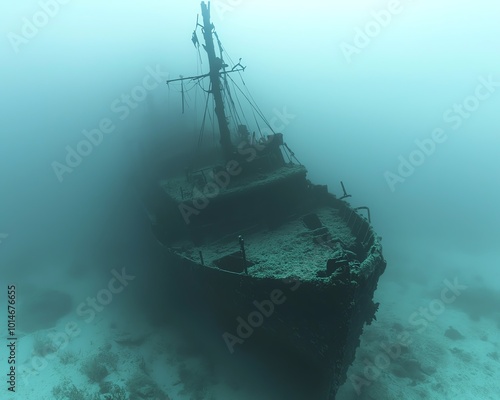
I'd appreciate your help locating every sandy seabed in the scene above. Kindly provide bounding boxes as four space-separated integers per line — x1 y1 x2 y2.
7 253 500 400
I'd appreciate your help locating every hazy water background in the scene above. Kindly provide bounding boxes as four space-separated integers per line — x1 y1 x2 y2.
1 0 499 398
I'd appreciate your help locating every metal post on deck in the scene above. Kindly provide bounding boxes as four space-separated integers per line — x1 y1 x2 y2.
239 235 248 274
340 181 351 199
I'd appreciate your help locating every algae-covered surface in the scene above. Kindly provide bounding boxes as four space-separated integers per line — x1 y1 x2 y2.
176 206 358 280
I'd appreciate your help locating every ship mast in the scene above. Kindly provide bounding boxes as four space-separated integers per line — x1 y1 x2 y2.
200 1 233 159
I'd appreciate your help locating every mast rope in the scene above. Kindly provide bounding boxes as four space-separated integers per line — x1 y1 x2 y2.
196 84 211 156
226 73 276 134
219 44 276 134
177 22 285 160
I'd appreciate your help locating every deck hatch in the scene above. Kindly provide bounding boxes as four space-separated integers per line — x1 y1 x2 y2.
302 213 322 230
213 251 254 273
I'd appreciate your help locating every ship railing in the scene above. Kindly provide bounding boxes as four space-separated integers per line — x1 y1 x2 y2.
337 202 375 251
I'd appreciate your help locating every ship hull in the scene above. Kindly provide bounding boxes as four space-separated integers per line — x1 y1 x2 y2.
146 4 387 397
147 193 386 399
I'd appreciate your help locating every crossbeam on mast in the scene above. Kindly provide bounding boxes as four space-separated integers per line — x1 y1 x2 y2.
166 67 245 84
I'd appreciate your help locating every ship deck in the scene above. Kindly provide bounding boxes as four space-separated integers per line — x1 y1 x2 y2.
171 205 358 281
160 164 307 204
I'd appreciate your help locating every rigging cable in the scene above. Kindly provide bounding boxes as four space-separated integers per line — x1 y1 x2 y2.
197 82 211 157
226 73 276 134
219 43 276 134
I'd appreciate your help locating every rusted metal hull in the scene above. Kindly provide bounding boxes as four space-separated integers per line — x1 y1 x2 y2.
148 191 386 399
